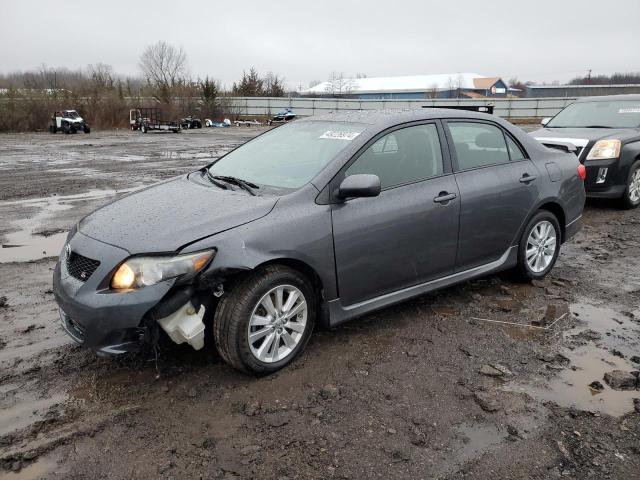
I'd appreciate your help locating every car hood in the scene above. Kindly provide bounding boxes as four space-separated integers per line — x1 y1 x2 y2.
79 175 278 254
531 127 638 146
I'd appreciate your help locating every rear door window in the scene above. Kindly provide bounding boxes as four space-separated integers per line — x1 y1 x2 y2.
346 124 444 189
448 122 510 170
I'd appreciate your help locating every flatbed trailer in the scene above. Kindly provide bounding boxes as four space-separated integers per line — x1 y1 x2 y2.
130 108 180 133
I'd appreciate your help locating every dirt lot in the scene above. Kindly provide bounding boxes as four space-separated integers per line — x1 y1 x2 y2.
1 127 639 480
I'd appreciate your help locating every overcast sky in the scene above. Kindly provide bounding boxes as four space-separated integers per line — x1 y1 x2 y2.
2 0 639 90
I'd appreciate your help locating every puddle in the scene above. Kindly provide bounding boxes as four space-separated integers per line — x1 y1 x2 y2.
0 382 68 436
0 188 137 263
0 454 66 479
453 422 506 460
510 302 640 416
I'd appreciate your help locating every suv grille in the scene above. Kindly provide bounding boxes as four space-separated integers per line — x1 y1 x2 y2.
66 252 100 282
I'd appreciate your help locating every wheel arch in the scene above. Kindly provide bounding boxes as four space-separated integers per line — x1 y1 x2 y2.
225 257 330 329
537 201 566 242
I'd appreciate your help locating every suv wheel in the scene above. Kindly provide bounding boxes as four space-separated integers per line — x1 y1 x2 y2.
620 161 640 209
213 265 315 374
514 210 561 281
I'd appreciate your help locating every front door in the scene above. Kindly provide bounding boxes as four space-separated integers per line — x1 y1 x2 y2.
331 122 460 306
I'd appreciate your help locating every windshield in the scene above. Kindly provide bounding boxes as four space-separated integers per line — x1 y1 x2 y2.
547 101 640 128
208 121 366 189
63 111 80 118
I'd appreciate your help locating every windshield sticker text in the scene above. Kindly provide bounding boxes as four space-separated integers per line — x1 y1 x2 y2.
619 107 640 113
319 131 361 141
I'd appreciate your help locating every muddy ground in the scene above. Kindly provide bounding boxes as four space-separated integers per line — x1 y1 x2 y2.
0 127 639 479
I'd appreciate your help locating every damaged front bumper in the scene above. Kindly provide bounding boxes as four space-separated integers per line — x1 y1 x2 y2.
53 231 208 355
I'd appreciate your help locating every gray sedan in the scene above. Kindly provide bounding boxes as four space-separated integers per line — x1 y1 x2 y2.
53 109 586 373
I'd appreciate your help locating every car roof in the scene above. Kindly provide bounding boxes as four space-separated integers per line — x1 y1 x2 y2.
298 108 498 128
575 94 640 103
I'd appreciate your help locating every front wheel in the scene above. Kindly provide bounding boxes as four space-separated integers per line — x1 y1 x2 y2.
513 210 561 281
620 161 640 210
213 265 316 374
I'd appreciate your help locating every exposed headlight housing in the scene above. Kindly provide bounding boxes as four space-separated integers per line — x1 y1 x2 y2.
586 139 621 160
111 250 215 290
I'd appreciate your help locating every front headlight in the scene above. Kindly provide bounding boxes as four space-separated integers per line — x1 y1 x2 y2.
586 139 621 160
111 250 215 290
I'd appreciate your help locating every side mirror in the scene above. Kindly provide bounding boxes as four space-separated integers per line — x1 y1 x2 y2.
337 174 381 200
541 117 551 126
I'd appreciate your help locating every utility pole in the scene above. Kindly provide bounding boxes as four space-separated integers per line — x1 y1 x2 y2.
587 69 592 84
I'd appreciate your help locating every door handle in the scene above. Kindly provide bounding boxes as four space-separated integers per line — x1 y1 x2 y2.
433 192 457 204
519 174 537 184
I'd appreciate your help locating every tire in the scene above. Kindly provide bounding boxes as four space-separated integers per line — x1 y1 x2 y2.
620 161 640 210
63 123 70 134
513 210 561 281
213 265 316 374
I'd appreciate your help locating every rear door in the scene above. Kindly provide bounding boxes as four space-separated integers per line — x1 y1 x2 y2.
444 120 539 271
331 121 460 306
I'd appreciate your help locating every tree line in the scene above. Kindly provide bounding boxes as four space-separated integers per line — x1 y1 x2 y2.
0 41 289 132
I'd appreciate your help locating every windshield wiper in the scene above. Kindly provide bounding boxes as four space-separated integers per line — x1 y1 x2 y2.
209 174 259 196
582 125 614 129
204 170 231 190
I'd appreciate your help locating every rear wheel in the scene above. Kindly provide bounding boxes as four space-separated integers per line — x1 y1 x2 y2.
514 210 561 281
620 161 640 210
213 265 316 374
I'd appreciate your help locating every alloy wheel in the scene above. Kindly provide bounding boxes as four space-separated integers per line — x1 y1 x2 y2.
247 285 308 363
526 220 557 273
629 169 640 203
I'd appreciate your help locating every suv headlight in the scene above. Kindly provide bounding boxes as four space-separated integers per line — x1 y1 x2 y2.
111 250 214 290
586 139 621 160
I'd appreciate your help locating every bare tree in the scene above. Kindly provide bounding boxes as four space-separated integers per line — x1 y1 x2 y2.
427 83 439 99
325 72 353 96
139 41 188 101
263 72 286 97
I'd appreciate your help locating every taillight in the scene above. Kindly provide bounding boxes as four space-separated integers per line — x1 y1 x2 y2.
577 164 586 181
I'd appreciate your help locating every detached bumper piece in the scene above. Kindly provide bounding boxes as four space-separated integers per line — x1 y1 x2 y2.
157 302 206 351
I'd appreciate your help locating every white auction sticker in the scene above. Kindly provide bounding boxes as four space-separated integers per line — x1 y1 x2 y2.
619 107 640 113
319 131 361 140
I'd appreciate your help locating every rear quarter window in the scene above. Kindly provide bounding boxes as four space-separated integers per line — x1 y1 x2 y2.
448 122 510 170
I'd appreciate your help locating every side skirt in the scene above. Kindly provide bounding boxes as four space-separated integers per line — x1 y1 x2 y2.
327 245 518 327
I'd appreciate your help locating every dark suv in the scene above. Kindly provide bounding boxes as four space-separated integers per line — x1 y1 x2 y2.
532 94 640 208
53 109 585 373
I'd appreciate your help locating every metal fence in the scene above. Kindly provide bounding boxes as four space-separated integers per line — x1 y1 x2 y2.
225 96 578 121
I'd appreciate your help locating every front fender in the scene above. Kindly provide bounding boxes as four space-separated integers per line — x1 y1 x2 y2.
182 187 339 300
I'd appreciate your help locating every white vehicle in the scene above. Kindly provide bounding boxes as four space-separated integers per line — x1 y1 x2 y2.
234 119 263 127
49 110 90 134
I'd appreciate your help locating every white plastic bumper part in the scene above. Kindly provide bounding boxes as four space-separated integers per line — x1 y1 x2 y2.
157 302 206 350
